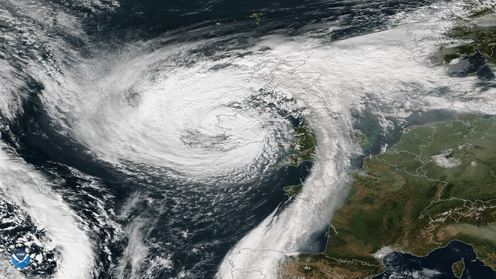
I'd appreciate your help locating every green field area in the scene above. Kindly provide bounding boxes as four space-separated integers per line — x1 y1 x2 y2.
279 123 317 198
281 122 317 168
279 114 496 279
283 184 303 198
452 259 465 278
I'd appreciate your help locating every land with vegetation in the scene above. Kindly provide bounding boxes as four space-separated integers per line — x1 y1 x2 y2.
280 121 317 198
281 122 317 168
283 184 304 198
278 114 496 278
452 258 465 278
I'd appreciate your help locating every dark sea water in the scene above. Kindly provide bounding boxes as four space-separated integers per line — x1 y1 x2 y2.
373 240 496 279
0 0 453 278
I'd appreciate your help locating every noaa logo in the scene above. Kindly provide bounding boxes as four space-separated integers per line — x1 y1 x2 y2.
11 250 30 268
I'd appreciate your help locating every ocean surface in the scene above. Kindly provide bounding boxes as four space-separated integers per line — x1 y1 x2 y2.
373 240 496 279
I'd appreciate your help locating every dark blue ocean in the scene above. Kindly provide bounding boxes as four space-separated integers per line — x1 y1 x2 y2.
374 240 496 279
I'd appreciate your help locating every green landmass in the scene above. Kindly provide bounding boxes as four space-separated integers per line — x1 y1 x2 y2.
279 122 317 168
431 5 496 72
351 131 369 148
277 122 317 198
452 258 465 278
278 114 496 279
283 184 303 198
250 13 265 25
250 13 264 20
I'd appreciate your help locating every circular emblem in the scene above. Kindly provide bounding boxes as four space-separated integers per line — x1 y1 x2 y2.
11 250 30 268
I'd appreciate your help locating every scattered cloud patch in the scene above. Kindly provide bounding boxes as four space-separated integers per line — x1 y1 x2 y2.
372 246 395 260
432 149 461 168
